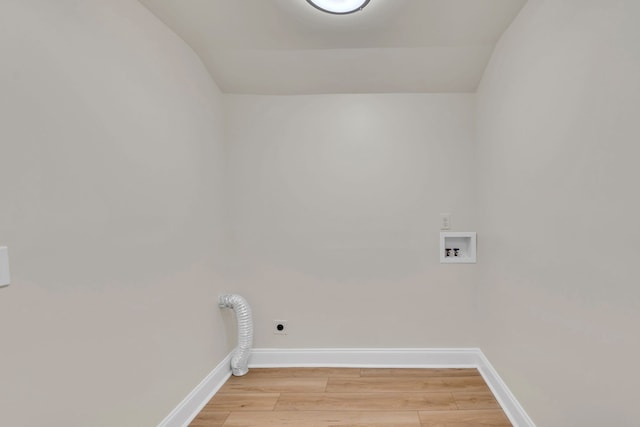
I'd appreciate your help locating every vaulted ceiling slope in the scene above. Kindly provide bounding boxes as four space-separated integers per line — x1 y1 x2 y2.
139 0 527 94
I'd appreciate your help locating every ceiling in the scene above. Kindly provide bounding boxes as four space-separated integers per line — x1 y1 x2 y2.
139 0 527 94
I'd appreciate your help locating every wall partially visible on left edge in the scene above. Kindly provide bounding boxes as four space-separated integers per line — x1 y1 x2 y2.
0 1 230 425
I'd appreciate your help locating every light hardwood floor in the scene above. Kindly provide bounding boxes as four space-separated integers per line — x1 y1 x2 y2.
189 368 512 427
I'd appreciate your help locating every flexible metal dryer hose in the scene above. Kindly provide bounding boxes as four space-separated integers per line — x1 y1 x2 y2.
218 294 253 376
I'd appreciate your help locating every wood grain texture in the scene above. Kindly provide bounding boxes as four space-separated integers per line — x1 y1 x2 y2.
275 392 457 411
189 410 229 427
326 376 491 393
360 368 480 378
453 391 502 410
221 410 422 427
204 393 279 411
419 409 512 426
219 377 328 393
189 368 512 427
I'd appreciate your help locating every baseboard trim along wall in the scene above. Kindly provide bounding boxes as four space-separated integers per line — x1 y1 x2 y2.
158 348 535 427
158 352 232 427
475 350 537 427
249 347 480 368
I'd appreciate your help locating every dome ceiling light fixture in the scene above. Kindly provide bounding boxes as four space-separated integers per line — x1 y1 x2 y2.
306 0 371 15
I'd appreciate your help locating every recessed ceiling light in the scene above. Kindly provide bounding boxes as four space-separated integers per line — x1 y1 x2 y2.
306 0 371 15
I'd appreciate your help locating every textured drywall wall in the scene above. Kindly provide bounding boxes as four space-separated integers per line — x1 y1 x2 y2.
0 1 230 425
476 0 640 425
225 94 479 348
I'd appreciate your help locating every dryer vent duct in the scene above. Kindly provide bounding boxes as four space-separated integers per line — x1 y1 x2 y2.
218 294 253 376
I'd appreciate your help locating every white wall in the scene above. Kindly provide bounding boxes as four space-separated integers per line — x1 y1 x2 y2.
476 0 640 425
225 94 478 348
7 1 638 425
0 1 230 425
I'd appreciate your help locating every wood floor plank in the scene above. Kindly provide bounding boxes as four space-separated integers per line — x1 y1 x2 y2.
452 391 501 410
222 410 422 427
202 393 279 411
326 376 491 393
188 410 228 427
275 392 457 411
189 368 511 427
360 368 480 378
418 409 512 426
247 367 360 378
219 377 328 393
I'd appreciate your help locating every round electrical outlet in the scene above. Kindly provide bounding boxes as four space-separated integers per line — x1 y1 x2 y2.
273 320 288 335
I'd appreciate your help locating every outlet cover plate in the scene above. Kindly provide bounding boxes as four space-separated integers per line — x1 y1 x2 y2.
273 320 288 335
440 213 452 230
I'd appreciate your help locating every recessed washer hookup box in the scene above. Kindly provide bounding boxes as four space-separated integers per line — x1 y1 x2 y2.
440 232 477 264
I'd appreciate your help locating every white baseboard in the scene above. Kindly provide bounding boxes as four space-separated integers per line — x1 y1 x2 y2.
248 347 480 368
158 348 534 427
476 351 537 427
157 352 232 427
